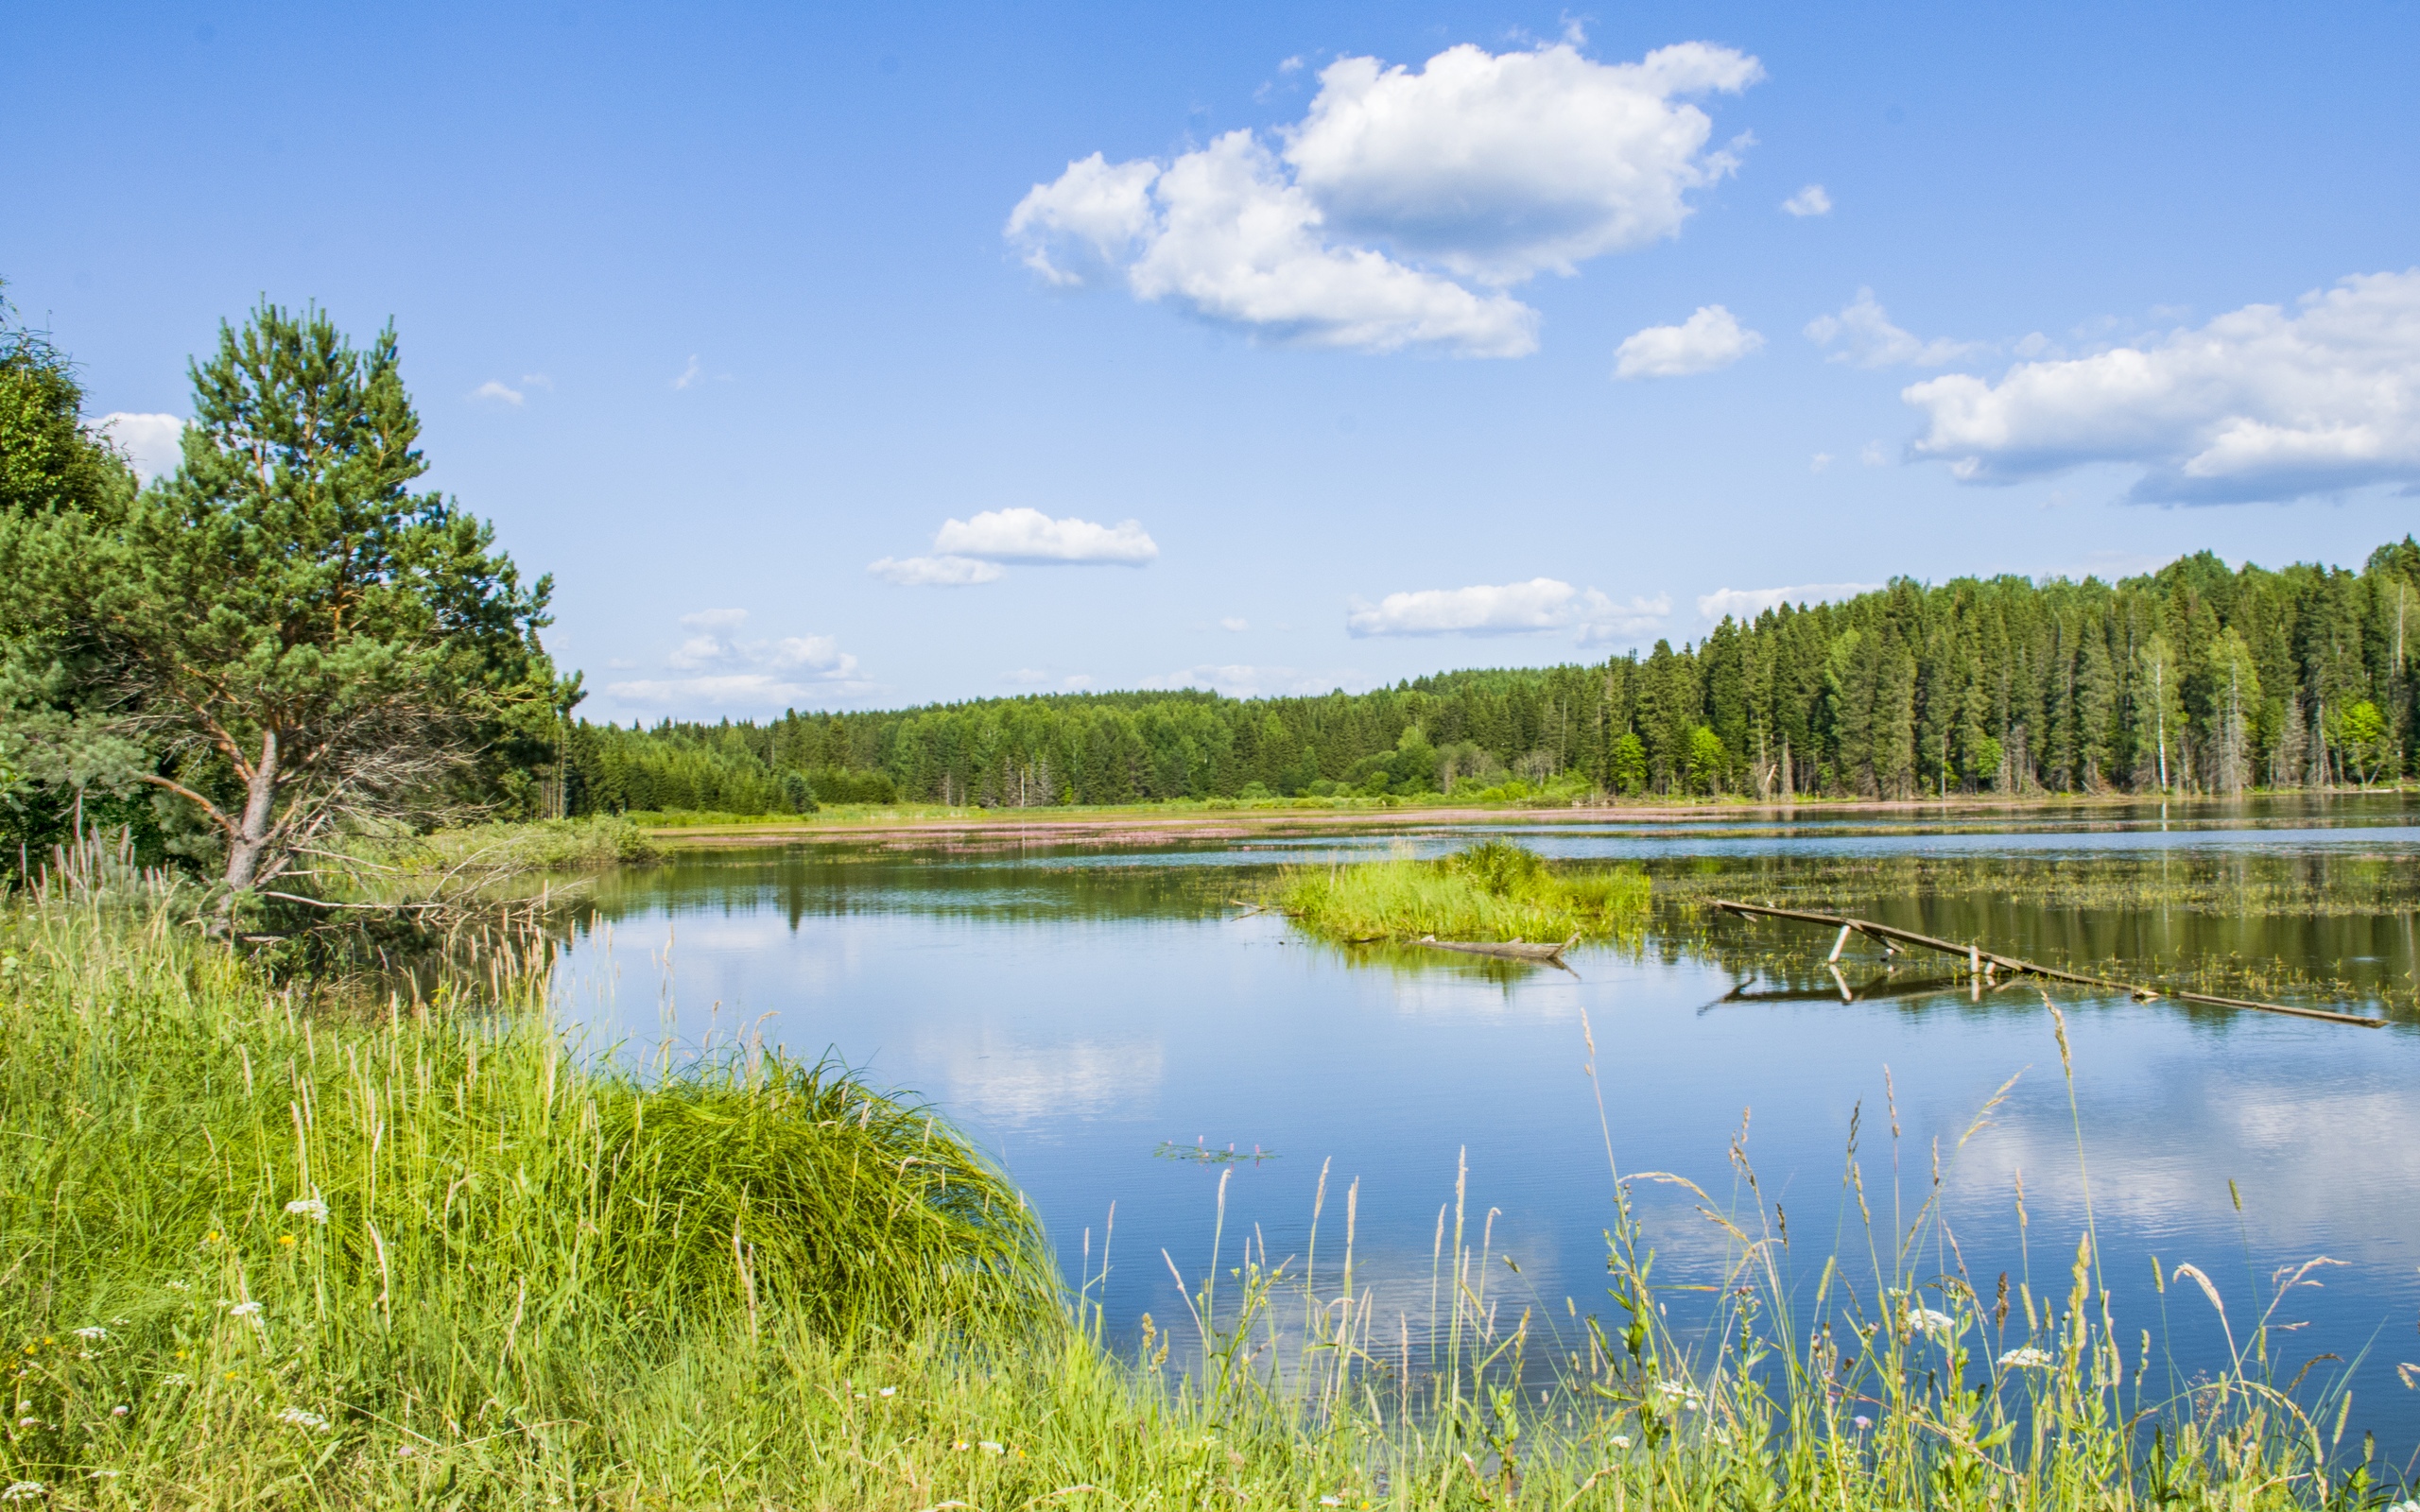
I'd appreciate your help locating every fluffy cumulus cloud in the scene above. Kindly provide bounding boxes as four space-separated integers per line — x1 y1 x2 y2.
868 555 1005 587
606 610 871 710
1780 183 1831 217
1696 582 1880 622
872 508 1156 586
932 507 1157 563
1805 288 1979 368
91 412 185 482
1008 39 1759 356
1614 304 1763 378
1346 578 1668 641
1903 268 2420 503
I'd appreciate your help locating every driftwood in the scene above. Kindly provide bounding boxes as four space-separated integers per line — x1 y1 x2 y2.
1708 899 2383 1029
1415 933 1579 963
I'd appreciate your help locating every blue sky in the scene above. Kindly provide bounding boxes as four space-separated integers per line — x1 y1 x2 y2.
9 2 2419 720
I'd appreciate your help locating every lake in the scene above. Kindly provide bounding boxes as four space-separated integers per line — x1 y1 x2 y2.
555 795 2420 1457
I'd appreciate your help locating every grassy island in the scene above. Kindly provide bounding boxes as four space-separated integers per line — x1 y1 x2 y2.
1274 839 1651 944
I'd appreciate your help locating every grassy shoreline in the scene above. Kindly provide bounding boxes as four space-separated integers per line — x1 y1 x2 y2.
0 858 2389 1507
628 783 2415 847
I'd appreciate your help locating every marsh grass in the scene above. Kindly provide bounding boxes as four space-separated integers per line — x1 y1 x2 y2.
355 815 663 875
1276 840 1651 944
0 838 2397 1508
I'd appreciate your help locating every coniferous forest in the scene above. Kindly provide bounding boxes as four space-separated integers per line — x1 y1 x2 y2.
563 541 2420 816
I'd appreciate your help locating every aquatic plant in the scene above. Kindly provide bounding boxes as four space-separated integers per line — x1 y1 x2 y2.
1275 839 1651 944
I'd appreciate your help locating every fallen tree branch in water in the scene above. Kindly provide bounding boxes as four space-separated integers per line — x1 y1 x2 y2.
1707 898 2385 1028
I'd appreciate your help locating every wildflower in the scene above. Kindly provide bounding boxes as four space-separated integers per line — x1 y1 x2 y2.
161 1374 190 1387
70 1328 104 1342
952 1441 971 1452
1997 1347 2052 1369
1908 1307 1959 1337
15 1418 36 1429
277 1235 298 1248
274 1407 330 1432
1609 1435 1633 1450
1854 1416 1873 1429
1321 1499 1341 1507
978 1440 1004 1455
164 1281 189 1292
112 1406 129 1418
228 1302 261 1318
0 1482 43 1502
285 1196 330 1225
877 1386 896 1398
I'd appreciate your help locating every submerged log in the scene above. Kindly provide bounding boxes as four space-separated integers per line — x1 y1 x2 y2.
1708 899 2383 1028
1414 933 1578 962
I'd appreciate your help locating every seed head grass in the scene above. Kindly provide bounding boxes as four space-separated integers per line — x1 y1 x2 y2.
0 835 2392 1507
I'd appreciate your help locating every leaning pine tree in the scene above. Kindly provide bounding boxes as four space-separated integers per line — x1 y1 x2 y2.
0 301 562 907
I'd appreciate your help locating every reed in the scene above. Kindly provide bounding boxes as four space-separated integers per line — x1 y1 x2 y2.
1276 840 1651 944
0 835 2391 1507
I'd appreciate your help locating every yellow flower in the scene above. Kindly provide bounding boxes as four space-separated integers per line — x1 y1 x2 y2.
277 1235 297 1248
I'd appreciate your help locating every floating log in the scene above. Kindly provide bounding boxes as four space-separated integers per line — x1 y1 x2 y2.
1414 933 1578 962
1708 899 2383 1028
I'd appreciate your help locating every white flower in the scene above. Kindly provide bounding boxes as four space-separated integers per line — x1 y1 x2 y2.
1609 1435 1633 1450
14 1418 36 1429
1997 1347 2051 1369
161 1374 191 1387
978 1440 1005 1455
71 1328 104 1341
877 1386 896 1398
228 1301 262 1318
0 1482 43 1502
164 1281 189 1291
111 1405 129 1418
1908 1307 1960 1337
274 1407 330 1432
285 1196 330 1225
1654 1380 1703 1410
1321 1500 1341 1508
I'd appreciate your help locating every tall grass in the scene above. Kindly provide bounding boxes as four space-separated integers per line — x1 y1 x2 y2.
0 835 2389 1507
1277 839 1652 944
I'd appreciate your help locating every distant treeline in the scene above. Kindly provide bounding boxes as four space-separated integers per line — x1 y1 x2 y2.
562 541 2420 814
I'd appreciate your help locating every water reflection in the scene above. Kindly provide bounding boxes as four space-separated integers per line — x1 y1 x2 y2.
551 795 2420 1453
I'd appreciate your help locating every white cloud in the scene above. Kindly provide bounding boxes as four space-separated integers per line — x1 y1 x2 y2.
1809 452 1833 472
1903 267 2420 503
1282 42 1761 283
1859 440 1891 466
1614 303 1762 378
521 372 554 390
1346 578 1668 638
609 610 870 710
1805 288 1980 368
470 380 524 406
1142 663 1361 697
1007 38 1758 355
1695 582 1880 622
932 507 1158 564
90 412 184 483
868 555 1006 587
672 354 702 390
1219 616 1249 631
1780 183 1832 217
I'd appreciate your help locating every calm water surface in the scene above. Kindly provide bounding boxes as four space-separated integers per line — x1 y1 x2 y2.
556 796 2420 1454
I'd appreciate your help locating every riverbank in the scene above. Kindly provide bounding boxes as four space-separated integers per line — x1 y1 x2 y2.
0 858 2377 1507
637 783 2416 849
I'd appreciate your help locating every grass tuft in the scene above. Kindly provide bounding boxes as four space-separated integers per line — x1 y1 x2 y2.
1275 839 1651 944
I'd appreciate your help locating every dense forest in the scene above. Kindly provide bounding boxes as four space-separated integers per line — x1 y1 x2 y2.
563 541 2420 815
